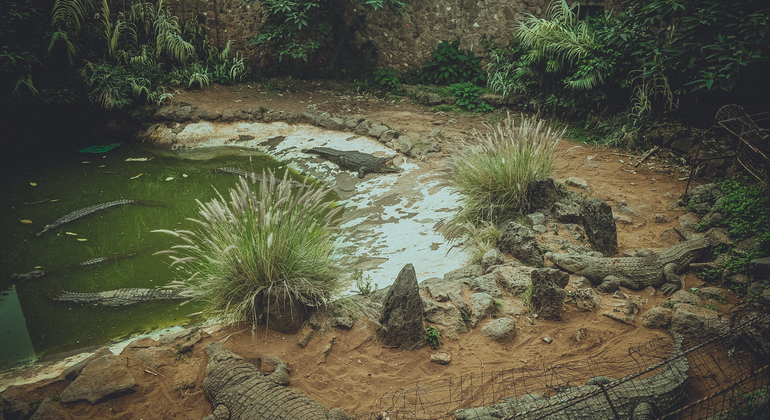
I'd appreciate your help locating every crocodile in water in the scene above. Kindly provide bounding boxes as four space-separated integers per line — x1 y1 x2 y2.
302 147 402 178
52 282 194 307
203 342 346 420
12 253 135 282
454 334 689 420
546 232 709 294
36 199 154 236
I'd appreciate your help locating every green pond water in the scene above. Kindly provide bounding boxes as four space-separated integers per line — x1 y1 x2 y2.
0 141 310 369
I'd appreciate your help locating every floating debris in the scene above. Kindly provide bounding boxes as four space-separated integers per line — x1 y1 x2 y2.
165 176 174 181
130 173 144 179
65 232 78 236
29 182 37 186
76 238 88 242
81 161 91 164
19 219 32 224
125 157 155 162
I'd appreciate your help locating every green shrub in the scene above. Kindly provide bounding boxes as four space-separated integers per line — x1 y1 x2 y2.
374 66 400 92
426 325 442 350
418 40 486 86
446 113 565 225
153 173 343 324
450 82 493 112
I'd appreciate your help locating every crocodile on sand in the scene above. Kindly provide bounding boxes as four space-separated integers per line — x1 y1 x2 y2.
454 334 689 420
52 282 195 307
546 231 710 294
302 147 402 178
202 342 348 420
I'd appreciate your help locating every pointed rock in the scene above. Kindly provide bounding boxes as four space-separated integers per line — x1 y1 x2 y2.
379 263 426 350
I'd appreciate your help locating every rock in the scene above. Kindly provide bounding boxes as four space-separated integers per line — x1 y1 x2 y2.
642 307 675 329
1 396 30 420
134 347 173 370
354 120 372 136
60 354 137 404
331 316 354 329
380 129 399 143
481 318 516 342
615 202 641 217
494 264 535 296
421 277 464 302
422 298 467 339
704 228 732 248
669 137 695 153
555 201 583 223
735 237 761 256
572 288 601 311
660 227 685 245
323 117 346 131
469 292 494 328
750 257 770 281
604 311 636 325
378 263 426 350
563 223 586 241
344 116 364 130
470 273 502 297
736 310 770 358
430 353 452 365
368 124 389 139
581 198 618 256
448 292 470 317
480 248 503 273
28 397 56 420
653 214 670 223
565 177 590 191
573 276 591 288
671 303 727 340
543 336 553 344
668 290 701 306
298 329 315 348
530 268 569 320
62 347 112 380
526 178 559 213
697 287 725 301
677 213 701 231
526 212 546 226
444 264 482 282
497 222 544 266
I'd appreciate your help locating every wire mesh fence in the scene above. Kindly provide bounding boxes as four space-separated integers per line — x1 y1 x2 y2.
353 305 770 420
715 104 770 183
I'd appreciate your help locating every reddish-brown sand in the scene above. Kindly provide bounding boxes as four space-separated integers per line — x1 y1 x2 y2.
0 80 738 419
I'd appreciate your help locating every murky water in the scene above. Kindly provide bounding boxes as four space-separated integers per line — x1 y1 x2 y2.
0 142 305 368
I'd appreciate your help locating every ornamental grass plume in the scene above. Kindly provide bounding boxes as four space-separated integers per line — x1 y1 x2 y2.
446 112 565 226
153 171 343 325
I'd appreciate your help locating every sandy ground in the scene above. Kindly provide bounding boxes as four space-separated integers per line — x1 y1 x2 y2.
0 80 739 419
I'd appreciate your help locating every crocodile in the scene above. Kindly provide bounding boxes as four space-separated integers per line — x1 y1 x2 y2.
454 334 689 420
12 253 135 282
215 167 304 187
52 282 195 307
545 233 710 294
36 199 153 236
202 342 347 420
302 147 402 178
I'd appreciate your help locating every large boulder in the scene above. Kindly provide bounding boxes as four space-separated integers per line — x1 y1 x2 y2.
422 298 467 339
497 222 544 266
481 318 517 342
581 198 618 256
530 268 569 320
379 263 426 350
60 354 137 404
525 178 559 213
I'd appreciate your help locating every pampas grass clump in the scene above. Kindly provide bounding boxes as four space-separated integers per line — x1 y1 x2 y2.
153 172 342 325
447 112 565 225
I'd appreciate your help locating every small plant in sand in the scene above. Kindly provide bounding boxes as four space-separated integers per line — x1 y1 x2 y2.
426 325 442 350
446 112 565 226
153 172 343 325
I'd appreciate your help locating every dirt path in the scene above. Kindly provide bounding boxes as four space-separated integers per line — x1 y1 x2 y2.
0 80 735 419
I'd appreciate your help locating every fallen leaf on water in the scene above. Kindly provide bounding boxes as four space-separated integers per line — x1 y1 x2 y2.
50 199 60 202
19 219 33 224
81 161 90 164
130 173 144 179
66 232 78 236
77 238 88 242
29 182 37 186
99 165 106 168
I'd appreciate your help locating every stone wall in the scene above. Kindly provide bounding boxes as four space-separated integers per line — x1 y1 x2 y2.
148 0 607 72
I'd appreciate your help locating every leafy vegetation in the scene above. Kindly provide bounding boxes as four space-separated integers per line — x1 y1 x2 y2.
487 0 770 132
351 269 376 296
374 66 401 92
153 173 343 325
426 325 442 350
418 41 486 86
446 113 564 225
449 82 493 112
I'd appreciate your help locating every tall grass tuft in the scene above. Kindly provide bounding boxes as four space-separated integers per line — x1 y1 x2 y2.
446 112 565 225
153 172 343 325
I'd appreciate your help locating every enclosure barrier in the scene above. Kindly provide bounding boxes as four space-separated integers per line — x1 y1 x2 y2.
353 305 770 419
